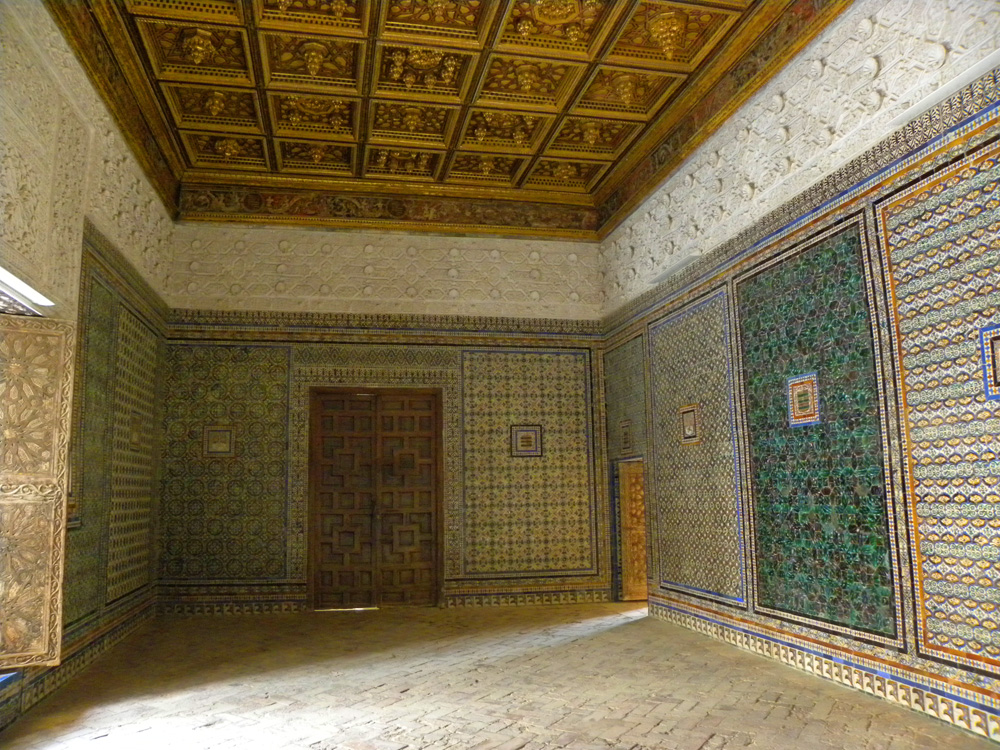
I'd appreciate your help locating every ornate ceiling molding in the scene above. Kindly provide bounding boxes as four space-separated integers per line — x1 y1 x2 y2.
45 0 847 238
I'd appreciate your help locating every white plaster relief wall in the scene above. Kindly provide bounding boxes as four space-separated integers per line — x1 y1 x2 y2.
601 0 1000 314
165 223 604 320
0 2 172 316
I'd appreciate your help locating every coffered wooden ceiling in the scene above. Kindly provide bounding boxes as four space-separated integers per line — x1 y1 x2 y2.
49 0 847 238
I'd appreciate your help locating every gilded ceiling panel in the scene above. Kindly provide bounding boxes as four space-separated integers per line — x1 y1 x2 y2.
49 0 849 237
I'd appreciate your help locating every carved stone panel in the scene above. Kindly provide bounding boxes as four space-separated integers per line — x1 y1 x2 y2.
0 315 74 668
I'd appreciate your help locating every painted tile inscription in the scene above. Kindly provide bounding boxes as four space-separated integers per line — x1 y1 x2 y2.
737 223 896 638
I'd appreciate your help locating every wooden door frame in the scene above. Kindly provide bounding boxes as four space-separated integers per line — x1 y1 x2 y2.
307 386 445 610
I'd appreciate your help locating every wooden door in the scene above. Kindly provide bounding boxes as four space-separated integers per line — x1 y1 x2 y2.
619 460 648 601
309 389 440 609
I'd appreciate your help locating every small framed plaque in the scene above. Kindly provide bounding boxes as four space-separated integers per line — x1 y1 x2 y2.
787 372 821 427
128 411 144 452
981 324 1000 401
203 425 235 457
511 425 542 457
679 404 701 445
619 419 634 455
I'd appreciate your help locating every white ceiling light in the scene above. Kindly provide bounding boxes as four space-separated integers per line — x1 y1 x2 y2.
0 264 55 306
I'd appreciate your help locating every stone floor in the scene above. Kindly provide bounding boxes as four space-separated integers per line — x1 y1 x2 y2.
1 603 990 750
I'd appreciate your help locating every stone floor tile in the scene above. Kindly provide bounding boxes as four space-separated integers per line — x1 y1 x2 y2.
0 603 992 750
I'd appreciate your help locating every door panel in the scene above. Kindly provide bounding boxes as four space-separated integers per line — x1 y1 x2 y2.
377 396 437 605
619 460 648 601
312 394 377 608
310 390 439 608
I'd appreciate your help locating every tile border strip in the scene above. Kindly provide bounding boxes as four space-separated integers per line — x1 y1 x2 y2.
649 597 1000 742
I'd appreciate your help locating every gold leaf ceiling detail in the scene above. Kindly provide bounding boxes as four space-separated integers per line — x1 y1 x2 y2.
47 0 848 238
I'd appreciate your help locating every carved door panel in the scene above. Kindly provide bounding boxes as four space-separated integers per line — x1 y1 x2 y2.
310 393 377 609
309 389 439 609
376 394 437 605
619 460 648 601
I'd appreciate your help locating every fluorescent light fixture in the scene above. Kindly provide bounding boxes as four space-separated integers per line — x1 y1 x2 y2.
649 252 700 286
0 264 54 306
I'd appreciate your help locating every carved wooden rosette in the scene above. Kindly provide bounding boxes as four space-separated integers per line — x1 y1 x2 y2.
0 316 75 668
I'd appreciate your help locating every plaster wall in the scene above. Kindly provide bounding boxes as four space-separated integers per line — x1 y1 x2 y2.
601 0 1000 315
165 223 604 320
0 0 171 317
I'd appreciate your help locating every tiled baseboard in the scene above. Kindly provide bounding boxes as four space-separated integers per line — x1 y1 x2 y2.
158 601 308 615
445 589 611 607
649 598 1000 743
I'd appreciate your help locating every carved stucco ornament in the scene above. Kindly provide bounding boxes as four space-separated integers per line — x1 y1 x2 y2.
554 162 577 182
300 41 330 77
389 48 458 89
182 28 216 65
518 0 598 41
612 72 637 105
283 96 350 127
648 9 688 58
475 112 536 146
516 63 542 93
214 137 242 159
581 120 601 145
204 91 227 116
375 150 431 173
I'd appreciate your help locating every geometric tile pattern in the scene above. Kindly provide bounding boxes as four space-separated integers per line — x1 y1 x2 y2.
737 222 898 640
64 274 117 627
786 371 820 426
105 307 159 603
602 335 646 459
160 345 290 581
875 139 1000 671
648 289 743 603
462 350 597 577
160 339 607 606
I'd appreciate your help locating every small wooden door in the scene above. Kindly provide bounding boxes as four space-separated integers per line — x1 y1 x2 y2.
309 389 440 609
619 460 648 601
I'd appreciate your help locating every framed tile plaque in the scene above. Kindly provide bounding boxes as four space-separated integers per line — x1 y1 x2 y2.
510 425 542 457
203 425 235 457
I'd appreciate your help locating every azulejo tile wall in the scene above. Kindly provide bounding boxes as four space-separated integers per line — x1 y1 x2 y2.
602 336 646 461
65 277 117 624
876 139 1000 673
1 225 165 731
461 350 598 578
736 222 900 641
161 345 290 581
66 225 165 627
158 332 609 611
106 303 159 603
611 70 1000 740
647 289 744 604
65 227 165 624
